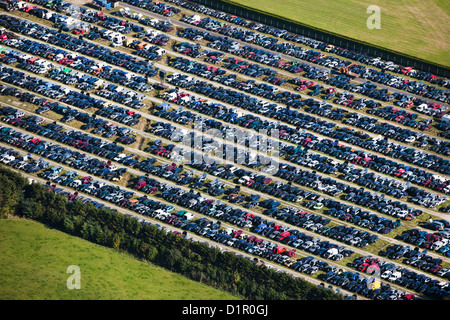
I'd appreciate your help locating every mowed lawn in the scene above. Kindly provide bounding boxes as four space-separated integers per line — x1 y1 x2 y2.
227 0 450 67
0 219 239 300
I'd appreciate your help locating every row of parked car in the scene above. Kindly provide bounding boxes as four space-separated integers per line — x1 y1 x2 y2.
145 120 411 234
348 255 449 299
162 67 449 177
120 0 182 17
134 170 361 257
158 86 449 211
1 102 135 144
167 53 450 160
397 226 450 256
382 242 449 271
168 0 450 100
320 266 409 300
176 18 449 109
0 123 129 181
325 76 448 126
113 7 175 35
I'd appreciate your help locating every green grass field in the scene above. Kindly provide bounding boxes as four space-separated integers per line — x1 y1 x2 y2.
227 0 450 67
0 218 239 300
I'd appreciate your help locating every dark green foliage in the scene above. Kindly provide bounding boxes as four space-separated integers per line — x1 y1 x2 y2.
0 166 28 218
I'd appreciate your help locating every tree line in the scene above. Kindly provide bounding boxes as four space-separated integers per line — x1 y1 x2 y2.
0 165 342 300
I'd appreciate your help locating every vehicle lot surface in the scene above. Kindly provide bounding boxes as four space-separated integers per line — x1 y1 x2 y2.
0 0 449 300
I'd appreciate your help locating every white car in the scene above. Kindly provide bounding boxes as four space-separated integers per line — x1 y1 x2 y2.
381 270 392 279
291 239 304 248
437 268 449 277
430 241 445 251
388 271 402 282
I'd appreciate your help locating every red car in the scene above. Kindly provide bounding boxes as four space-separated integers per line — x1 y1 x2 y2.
231 230 243 238
297 211 308 218
79 141 89 149
154 147 166 155
430 265 443 274
401 100 413 108
273 225 282 231
362 157 372 166
67 192 79 201
58 57 74 65
73 28 86 35
165 163 177 171
30 138 41 144
358 262 370 272
400 67 413 74
285 249 297 257
244 178 255 187
276 231 290 241
393 168 406 176
147 186 158 195
244 213 255 220
273 246 286 254
96 12 107 20
9 117 22 125
301 137 312 146
81 176 93 184
135 180 147 189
